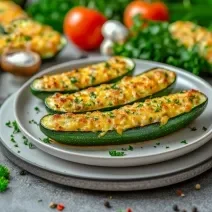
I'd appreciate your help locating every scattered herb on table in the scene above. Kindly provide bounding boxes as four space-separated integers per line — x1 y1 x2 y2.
104 200 112 208
20 170 27 176
34 106 40 114
0 165 10 192
109 150 125 157
181 140 188 145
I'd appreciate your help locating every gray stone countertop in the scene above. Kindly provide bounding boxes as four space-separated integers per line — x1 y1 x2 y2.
1 43 212 212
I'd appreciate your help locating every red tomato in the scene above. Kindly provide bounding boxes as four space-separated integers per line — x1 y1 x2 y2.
124 1 169 28
64 7 107 51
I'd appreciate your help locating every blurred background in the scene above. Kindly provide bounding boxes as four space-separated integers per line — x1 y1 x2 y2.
0 0 212 81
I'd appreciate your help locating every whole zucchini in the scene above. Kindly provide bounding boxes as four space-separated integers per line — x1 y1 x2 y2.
45 68 176 114
40 90 208 146
31 57 135 100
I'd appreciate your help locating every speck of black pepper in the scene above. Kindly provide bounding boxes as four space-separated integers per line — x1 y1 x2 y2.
190 127 197 131
104 200 112 208
20 170 27 175
192 207 198 212
173 204 179 211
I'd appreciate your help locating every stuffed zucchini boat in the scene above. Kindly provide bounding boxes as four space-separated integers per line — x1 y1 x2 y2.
40 90 208 146
31 57 135 100
45 68 176 114
0 19 66 60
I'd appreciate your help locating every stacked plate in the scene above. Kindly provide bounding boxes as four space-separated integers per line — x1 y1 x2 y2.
1 57 212 191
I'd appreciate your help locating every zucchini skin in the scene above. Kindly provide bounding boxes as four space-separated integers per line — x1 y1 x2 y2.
40 98 208 146
31 59 135 100
45 69 176 114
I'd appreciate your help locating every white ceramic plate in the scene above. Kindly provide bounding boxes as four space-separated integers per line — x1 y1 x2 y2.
2 95 212 191
14 57 212 167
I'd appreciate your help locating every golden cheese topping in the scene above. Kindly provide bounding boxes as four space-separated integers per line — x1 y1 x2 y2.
33 57 134 92
0 19 64 58
46 68 176 113
0 1 27 26
42 90 206 135
170 21 212 64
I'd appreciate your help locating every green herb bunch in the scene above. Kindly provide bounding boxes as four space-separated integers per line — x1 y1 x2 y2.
0 165 10 192
113 16 211 75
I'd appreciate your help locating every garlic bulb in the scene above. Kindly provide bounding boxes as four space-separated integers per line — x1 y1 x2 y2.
100 39 114 56
101 20 129 42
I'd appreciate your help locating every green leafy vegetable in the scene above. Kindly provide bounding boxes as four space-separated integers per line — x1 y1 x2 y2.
0 177 9 192
0 165 10 179
113 16 211 75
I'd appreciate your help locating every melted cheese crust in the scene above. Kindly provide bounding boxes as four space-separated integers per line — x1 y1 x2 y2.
42 90 206 135
46 68 176 113
0 1 27 26
0 19 62 58
170 21 212 64
33 57 132 91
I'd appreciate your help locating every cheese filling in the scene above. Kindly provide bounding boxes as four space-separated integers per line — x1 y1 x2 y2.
46 68 176 112
42 90 206 135
32 57 133 91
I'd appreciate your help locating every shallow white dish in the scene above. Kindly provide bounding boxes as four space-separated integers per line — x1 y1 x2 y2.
14 57 212 167
2 94 212 190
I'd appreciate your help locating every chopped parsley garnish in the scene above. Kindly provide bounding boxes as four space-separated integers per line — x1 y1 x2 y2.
166 146 170 149
189 95 195 103
111 84 119 90
108 112 115 118
121 148 127 151
105 62 110 68
90 75 96 84
5 121 12 128
12 121 20 134
90 92 97 99
70 77 78 84
109 150 125 157
128 145 133 151
10 137 16 143
155 104 162 112
24 35 31 41
29 120 38 126
74 97 81 104
203 126 207 131
181 140 187 145
34 106 40 114
149 117 153 122
174 99 181 105
137 103 143 108
40 137 51 144
156 142 160 146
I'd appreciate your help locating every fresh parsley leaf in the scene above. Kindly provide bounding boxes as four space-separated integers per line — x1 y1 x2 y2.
5 121 12 128
203 126 207 131
34 106 40 113
109 150 125 157
181 140 187 145
128 145 133 151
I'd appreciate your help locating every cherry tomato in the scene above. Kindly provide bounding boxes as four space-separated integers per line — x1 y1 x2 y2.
64 7 107 51
124 1 169 28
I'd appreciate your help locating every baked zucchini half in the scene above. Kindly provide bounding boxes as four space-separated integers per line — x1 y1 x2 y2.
45 68 176 114
40 90 208 146
31 57 135 100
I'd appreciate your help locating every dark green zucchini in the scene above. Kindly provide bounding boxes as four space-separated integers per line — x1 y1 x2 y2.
31 57 135 100
45 68 176 114
40 90 208 146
